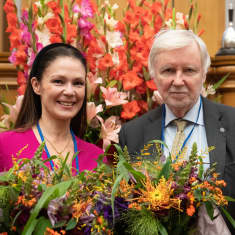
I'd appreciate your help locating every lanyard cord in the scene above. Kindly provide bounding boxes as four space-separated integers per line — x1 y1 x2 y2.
36 122 79 173
161 97 202 161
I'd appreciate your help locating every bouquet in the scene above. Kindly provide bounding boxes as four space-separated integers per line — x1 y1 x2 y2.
3 0 219 148
0 142 234 234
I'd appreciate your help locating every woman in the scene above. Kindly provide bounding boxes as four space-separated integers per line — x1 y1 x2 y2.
0 43 103 173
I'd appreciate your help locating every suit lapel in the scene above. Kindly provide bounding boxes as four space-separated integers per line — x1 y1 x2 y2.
143 106 163 144
203 98 226 177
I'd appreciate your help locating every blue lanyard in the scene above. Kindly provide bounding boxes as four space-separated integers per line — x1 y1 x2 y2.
36 122 79 173
161 97 202 161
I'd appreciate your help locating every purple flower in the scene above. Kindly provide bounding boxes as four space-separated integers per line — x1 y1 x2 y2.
183 185 191 193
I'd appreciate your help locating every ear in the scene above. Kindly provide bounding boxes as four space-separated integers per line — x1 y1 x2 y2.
31 77 41 95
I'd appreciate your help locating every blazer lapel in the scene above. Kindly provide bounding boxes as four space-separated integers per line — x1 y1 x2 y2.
203 98 226 178
144 106 163 144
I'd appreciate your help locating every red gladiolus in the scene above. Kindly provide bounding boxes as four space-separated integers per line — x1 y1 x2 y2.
3 0 16 13
146 80 157 90
17 71 26 85
121 100 141 120
46 18 63 34
121 71 143 91
17 84 27 95
98 54 114 71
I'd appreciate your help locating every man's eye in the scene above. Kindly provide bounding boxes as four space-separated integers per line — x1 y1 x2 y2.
162 68 174 74
184 68 196 73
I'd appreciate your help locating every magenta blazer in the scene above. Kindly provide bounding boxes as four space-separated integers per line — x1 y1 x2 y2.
0 128 104 172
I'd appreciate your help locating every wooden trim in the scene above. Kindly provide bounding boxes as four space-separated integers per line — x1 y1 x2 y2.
0 62 17 87
0 52 10 63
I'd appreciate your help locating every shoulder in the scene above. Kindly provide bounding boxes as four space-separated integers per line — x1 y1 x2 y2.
202 97 235 117
121 106 162 130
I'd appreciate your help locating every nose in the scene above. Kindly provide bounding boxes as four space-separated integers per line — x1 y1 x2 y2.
63 83 75 95
172 71 184 86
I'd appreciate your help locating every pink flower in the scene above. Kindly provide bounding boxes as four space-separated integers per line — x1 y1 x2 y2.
9 50 17 64
97 116 121 150
100 86 128 107
87 72 103 98
73 0 93 18
87 102 103 124
78 18 94 39
20 23 31 45
0 95 24 129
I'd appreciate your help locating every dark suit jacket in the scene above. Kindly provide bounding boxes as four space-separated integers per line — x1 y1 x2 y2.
119 97 235 233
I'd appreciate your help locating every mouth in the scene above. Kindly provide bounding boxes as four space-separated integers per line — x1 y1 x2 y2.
57 101 76 107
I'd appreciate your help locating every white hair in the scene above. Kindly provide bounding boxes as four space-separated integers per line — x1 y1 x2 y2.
148 29 211 78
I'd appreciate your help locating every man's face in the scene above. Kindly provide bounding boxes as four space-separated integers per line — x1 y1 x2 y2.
153 42 205 117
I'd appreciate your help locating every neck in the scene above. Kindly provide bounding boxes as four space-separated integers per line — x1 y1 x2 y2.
38 117 71 140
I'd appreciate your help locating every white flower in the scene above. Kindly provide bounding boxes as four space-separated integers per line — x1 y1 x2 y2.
106 31 123 48
35 27 51 46
112 3 119 10
37 12 54 26
104 13 118 29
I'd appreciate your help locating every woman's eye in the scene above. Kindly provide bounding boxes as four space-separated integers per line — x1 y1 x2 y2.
53 79 63 84
74 81 85 86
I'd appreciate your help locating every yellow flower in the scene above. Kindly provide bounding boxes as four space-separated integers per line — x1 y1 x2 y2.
135 175 181 212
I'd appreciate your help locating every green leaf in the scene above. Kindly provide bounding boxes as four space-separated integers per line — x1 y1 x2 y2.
157 219 168 235
34 216 52 235
221 207 235 229
22 180 74 235
0 102 10 114
213 73 230 90
107 80 118 87
198 155 204 179
204 202 214 220
66 217 77 230
225 196 235 202
123 162 145 183
155 158 172 182
111 174 125 220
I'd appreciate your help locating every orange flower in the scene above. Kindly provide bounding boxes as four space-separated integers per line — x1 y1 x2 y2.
17 84 27 95
3 0 16 13
121 100 141 120
47 1 61 14
15 46 27 66
6 13 18 32
186 205 195 216
137 100 148 114
50 35 62 43
46 17 63 34
146 80 157 90
17 71 26 85
98 54 114 71
9 30 21 49
121 71 143 91
66 23 77 43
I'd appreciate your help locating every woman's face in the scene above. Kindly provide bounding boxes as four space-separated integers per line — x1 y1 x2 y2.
32 56 86 122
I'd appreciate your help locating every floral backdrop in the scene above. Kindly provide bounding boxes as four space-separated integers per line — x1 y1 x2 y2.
1 0 210 149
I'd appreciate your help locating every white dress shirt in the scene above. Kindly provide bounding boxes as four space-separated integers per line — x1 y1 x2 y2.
164 97 210 172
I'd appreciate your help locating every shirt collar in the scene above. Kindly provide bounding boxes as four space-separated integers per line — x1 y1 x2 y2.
165 97 204 127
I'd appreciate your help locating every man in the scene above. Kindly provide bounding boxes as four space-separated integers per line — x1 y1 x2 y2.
119 29 235 233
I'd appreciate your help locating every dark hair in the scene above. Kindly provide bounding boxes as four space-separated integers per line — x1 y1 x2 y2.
15 43 87 137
